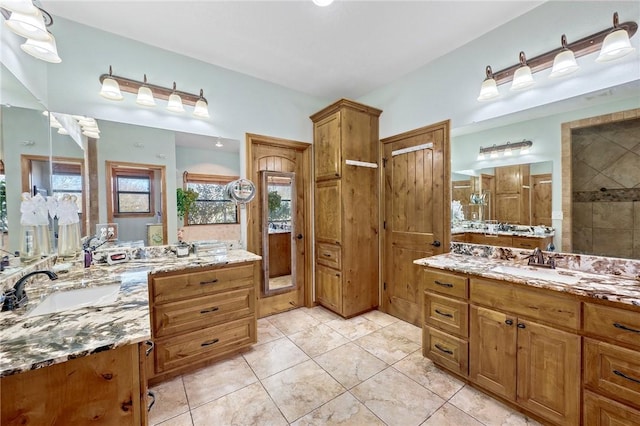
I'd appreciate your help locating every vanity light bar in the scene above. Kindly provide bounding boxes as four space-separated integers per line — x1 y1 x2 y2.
479 140 532 158
98 73 205 106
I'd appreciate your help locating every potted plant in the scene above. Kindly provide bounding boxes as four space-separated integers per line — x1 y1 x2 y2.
176 188 198 220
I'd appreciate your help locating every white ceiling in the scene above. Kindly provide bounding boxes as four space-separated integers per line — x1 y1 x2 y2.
43 0 545 100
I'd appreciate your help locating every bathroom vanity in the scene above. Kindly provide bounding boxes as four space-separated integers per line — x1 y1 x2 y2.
0 248 260 425
416 244 640 425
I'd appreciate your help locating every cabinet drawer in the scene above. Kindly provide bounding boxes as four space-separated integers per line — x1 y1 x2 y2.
584 338 640 409
423 269 468 299
153 288 255 338
316 243 341 270
470 278 580 329
424 292 469 338
154 317 256 374
583 390 640 426
584 303 640 349
511 236 544 250
467 233 513 247
423 326 468 377
151 264 254 304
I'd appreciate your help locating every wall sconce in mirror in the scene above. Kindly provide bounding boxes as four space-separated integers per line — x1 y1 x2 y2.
477 140 532 161
0 0 61 63
98 66 211 119
477 11 637 101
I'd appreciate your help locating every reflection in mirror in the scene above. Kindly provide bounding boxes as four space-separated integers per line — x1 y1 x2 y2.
261 171 296 295
452 161 552 226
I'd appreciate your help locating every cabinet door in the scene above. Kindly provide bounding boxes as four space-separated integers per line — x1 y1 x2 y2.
314 111 341 180
469 306 517 400
315 180 342 244
495 193 521 224
495 165 521 193
517 320 580 426
316 264 342 314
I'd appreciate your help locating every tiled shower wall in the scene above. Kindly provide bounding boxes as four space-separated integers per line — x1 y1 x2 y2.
572 118 640 259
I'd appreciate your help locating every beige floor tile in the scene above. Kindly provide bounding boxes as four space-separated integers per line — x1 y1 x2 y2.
190 382 287 426
351 367 445 426
394 350 465 399
268 308 321 335
291 391 385 426
289 323 350 357
449 385 542 426
149 376 189 425
326 316 382 340
315 343 388 389
383 319 422 344
182 354 258 408
361 309 400 327
355 326 420 364
302 306 343 323
257 317 285 344
421 403 484 426
261 359 345 423
154 412 193 426
243 337 309 379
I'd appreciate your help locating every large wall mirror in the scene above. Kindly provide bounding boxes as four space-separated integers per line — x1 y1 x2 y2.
261 171 296 295
451 80 640 259
1 66 241 258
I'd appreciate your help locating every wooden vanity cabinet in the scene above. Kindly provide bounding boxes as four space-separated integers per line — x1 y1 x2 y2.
1 342 149 426
147 262 257 383
311 99 382 318
495 164 530 224
422 269 470 377
582 302 640 424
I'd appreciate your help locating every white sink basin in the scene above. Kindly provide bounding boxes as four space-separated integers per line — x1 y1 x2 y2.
490 265 581 285
27 284 121 318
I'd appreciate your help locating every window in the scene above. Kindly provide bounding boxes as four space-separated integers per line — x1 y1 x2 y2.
51 163 83 213
184 173 238 225
113 168 154 216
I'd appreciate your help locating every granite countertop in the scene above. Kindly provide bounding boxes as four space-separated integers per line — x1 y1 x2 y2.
0 249 261 378
450 227 554 239
414 245 640 308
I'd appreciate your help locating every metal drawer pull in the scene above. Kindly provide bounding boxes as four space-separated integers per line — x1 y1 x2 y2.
144 340 155 357
517 323 526 329
613 370 640 385
613 322 640 334
147 390 156 412
200 307 220 314
434 344 453 355
435 309 453 318
200 278 219 285
323 253 332 257
505 319 514 326
434 280 454 288
201 338 220 347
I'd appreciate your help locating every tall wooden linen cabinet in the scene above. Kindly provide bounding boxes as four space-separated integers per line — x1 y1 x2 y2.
311 99 382 317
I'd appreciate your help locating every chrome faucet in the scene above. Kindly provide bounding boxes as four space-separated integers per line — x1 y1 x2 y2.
1 270 58 311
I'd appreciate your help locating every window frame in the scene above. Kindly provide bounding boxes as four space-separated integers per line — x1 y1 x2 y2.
112 168 155 218
183 172 239 226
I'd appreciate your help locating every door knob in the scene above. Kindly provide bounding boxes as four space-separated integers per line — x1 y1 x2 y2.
296 234 303 240
431 240 441 247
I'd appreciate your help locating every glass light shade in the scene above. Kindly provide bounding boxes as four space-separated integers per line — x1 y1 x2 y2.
136 86 156 107
596 29 635 62
490 150 499 159
549 49 579 78
5 9 50 41
20 33 61 63
504 147 513 156
312 0 334 6
510 65 535 91
57 127 69 135
520 146 530 155
1 0 38 14
82 130 100 139
166 93 184 113
477 152 485 161
100 77 123 100
78 117 96 126
193 99 210 118
49 117 62 129
477 78 500 102
82 125 100 133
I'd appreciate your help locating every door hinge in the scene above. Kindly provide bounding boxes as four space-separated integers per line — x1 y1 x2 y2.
382 157 388 167
383 282 387 290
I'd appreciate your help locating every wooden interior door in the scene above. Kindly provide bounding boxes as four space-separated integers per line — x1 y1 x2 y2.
381 121 449 326
246 134 312 318
532 174 552 226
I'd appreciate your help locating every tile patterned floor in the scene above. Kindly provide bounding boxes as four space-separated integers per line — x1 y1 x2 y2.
149 306 542 426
